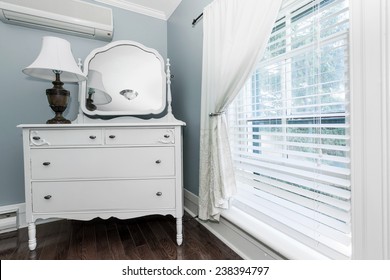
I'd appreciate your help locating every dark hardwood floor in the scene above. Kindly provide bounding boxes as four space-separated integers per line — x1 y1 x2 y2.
0 212 242 260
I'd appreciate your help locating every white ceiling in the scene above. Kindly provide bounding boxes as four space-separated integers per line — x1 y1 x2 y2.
94 0 182 20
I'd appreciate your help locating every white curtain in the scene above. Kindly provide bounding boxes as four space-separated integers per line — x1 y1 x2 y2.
199 0 283 221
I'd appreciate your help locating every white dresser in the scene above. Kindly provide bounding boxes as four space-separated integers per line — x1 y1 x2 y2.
18 40 186 251
19 122 184 250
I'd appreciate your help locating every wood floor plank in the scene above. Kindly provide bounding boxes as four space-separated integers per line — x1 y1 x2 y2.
147 220 178 260
37 221 64 260
0 212 242 260
81 220 97 260
137 219 169 260
94 220 113 260
186 218 241 260
116 222 140 260
128 223 146 247
106 220 127 260
66 220 84 260
0 231 19 259
53 220 72 260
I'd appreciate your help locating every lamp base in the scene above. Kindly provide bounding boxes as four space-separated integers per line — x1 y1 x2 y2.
46 72 71 124
46 114 71 124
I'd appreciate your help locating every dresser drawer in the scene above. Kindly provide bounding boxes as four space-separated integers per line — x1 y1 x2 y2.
105 128 175 145
30 147 175 180
32 179 176 213
30 129 103 146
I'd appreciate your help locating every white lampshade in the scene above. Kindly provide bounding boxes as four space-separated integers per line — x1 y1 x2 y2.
22 36 86 82
88 69 106 92
88 69 112 105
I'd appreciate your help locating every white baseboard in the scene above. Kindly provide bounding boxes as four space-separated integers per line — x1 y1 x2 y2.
183 189 284 260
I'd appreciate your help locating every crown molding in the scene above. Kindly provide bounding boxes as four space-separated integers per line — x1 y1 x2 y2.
94 0 168 20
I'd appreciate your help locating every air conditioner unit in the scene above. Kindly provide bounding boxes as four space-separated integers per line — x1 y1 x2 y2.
0 0 113 41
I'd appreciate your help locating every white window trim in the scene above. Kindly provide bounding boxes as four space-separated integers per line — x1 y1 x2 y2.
350 0 390 259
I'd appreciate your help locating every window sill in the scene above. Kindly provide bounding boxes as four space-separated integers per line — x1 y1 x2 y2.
221 206 331 260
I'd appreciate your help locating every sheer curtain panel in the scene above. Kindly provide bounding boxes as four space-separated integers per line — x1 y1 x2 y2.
199 0 283 221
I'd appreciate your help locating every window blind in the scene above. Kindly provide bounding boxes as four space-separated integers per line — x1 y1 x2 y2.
227 0 350 259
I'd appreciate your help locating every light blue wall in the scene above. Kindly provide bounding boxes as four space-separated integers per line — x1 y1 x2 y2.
0 1 167 206
168 0 212 196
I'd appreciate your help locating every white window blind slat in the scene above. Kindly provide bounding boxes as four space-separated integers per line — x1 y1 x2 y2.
234 142 351 160
234 159 350 187
234 185 351 245
235 169 351 200
235 131 349 141
236 182 351 236
233 150 350 176
233 145 350 165
236 170 350 212
227 0 350 259
233 197 352 258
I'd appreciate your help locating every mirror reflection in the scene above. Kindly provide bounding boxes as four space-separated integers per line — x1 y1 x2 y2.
84 42 166 116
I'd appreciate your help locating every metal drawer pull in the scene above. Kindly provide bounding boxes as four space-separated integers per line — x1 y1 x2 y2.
32 136 41 140
155 160 161 164
42 162 51 166
44 195 52 200
109 135 116 139
89 135 96 139
164 134 170 138
156 192 162 197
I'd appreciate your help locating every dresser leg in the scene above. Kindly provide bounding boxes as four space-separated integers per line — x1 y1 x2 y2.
176 217 183 245
28 223 37 251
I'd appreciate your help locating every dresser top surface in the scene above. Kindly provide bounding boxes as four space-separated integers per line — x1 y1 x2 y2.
18 120 185 129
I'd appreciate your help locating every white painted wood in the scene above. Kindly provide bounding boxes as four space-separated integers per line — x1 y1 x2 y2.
29 129 103 146
350 0 390 259
32 179 176 212
385 0 390 260
19 124 184 249
104 127 175 145
176 217 183 245
28 223 36 250
30 146 175 179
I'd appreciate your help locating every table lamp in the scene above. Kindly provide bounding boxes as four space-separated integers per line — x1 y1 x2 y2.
22 36 86 124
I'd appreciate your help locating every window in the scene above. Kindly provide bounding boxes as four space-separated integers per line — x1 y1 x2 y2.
227 0 350 259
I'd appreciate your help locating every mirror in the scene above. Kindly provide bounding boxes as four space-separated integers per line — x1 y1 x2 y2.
80 41 167 116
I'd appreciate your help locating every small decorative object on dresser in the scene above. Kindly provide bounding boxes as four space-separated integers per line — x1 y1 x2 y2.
18 40 186 251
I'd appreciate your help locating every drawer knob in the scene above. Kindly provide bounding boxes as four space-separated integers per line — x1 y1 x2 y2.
42 162 51 166
44 195 52 200
89 135 96 139
109 135 116 139
32 136 41 140
155 160 162 164
156 192 162 197
164 134 170 138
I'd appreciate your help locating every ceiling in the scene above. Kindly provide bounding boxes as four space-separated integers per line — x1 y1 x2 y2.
94 0 182 20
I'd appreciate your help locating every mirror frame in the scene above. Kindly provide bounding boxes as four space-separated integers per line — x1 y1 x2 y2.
79 40 167 116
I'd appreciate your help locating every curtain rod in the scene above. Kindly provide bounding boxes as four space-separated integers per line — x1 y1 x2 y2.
192 12 203 26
